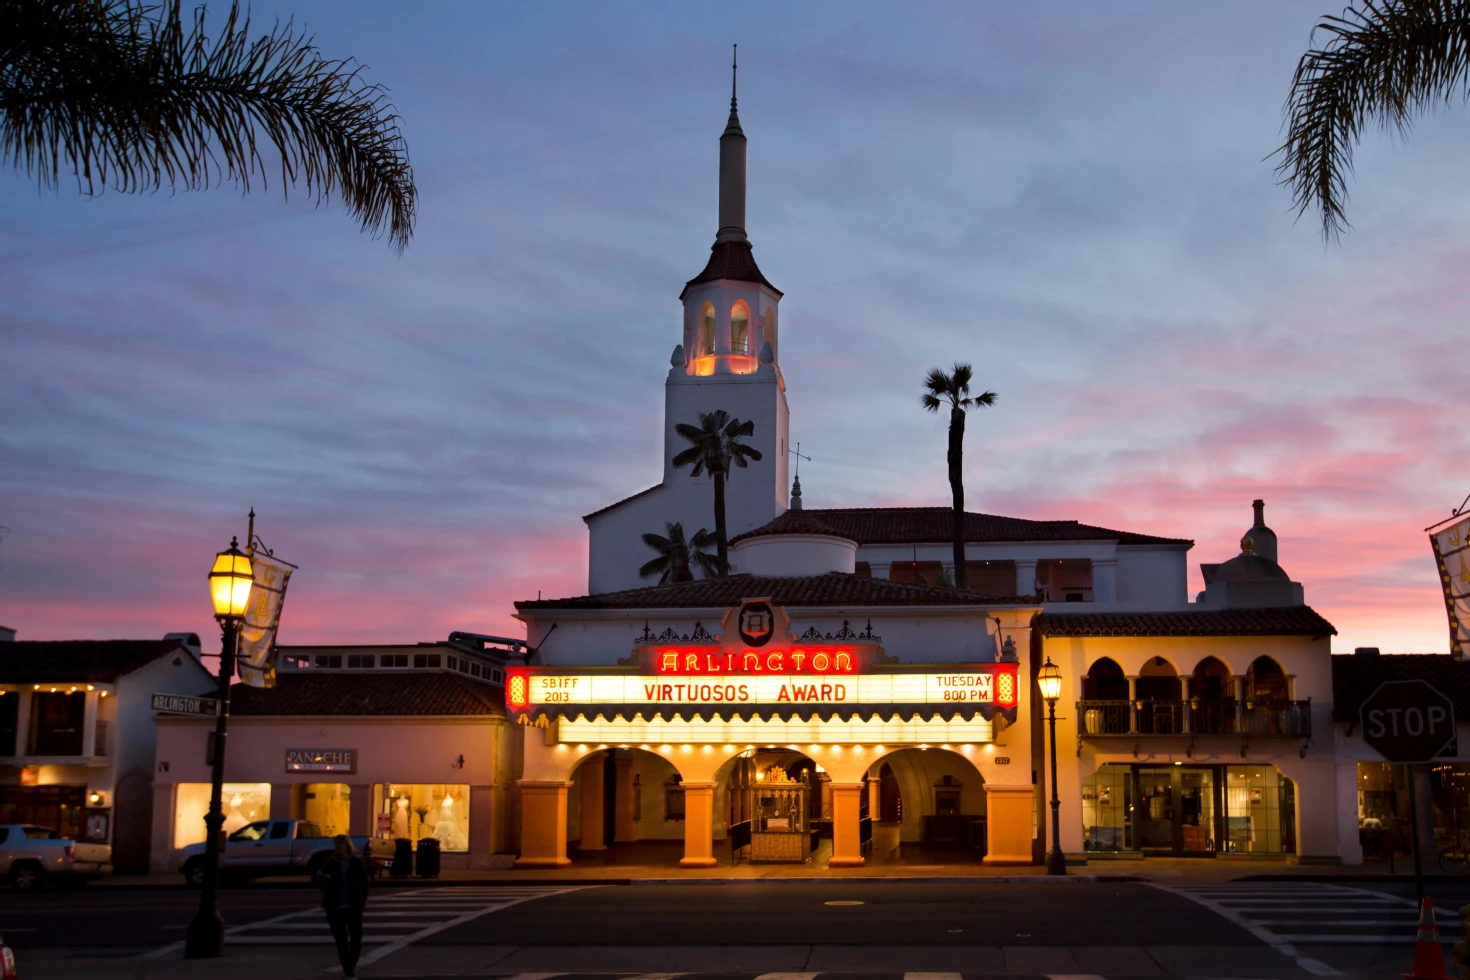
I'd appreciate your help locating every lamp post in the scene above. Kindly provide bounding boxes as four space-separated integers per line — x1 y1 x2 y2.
184 538 253 959
1038 655 1066 876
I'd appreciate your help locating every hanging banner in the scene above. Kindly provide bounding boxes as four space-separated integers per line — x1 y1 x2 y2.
1430 516 1470 659
238 552 293 689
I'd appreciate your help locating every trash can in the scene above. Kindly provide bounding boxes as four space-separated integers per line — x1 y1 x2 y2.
390 837 413 878
415 837 441 878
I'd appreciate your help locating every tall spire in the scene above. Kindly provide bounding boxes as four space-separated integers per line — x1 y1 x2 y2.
716 43 747 243
723 43 743 138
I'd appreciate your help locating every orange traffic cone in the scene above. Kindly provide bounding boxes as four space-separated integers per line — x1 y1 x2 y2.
1405 896 1448 979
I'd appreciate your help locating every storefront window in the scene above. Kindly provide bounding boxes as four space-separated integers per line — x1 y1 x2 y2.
1084 763 1294 854
173 782 270 848
1082 766 1131 851
373 784 469 852
303 783 351 837
1224 766 1295 854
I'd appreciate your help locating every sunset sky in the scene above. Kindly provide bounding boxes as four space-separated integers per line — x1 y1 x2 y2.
3 1 1468 654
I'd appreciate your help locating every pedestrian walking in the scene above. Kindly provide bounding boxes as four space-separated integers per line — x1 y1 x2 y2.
317 834 370 979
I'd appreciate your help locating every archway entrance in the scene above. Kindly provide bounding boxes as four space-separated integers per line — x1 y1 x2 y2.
867 747 987 865
728 748 831 865
566 747 690 867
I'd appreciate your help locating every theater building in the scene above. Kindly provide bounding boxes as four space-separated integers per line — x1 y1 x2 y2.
508 74 1352 871
511 517 1041 869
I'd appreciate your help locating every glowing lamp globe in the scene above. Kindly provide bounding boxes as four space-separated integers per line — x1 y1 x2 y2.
209 538 254 620
1037 656 1063 704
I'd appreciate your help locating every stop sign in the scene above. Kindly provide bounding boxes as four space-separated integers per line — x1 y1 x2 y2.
1360 680 1456 763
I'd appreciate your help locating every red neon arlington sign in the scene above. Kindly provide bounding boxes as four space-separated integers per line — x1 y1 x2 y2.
655 645 857 676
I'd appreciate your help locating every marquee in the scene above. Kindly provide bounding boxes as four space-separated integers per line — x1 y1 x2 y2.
505 663 1019 719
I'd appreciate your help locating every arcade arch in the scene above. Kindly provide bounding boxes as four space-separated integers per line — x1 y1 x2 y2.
865 747 988 861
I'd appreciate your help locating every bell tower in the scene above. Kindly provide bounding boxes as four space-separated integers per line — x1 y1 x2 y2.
584 48 791 593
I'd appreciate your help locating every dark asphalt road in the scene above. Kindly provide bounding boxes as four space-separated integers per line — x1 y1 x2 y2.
0 885 320 949
0 882 1256 951
422 882 1254 947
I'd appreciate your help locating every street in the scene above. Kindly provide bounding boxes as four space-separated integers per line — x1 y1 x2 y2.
6 877 1470 979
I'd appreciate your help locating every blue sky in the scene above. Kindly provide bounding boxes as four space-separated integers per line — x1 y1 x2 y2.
3 1 1469 651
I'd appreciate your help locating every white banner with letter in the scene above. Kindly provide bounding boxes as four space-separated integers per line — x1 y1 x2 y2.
1430 516 1470 659
238 552 292 689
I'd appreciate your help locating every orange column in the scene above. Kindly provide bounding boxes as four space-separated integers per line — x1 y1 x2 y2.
679 781 718 867
613 753 636 842
578 754 606 851
515 779 571 868
983 784 1036 865
828 782 865 868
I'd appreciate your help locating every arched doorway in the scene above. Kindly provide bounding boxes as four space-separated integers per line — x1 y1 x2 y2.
566 747 687 866
1190 656 1235 734
1082 658 1130 733
731 748 827 864
1136 657 1183 734
867 747 986 864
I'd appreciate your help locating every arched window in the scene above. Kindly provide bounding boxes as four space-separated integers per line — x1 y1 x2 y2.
1082 658 1129 734
699 303 715 356
1136 657 1182 735
1083 658 1129 701
762 306 777 358
1190 657 1235 734
730 301 750 355
1247 656 1289 701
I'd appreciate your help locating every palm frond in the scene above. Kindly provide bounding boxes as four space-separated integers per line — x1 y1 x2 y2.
1276 0 1470 240
972 390 997 407
921 392 943 412
922 367 951 396
951 362 973 391
0 0 416 251
638 554 669 580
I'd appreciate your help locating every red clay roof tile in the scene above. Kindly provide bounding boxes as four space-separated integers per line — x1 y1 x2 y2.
516 571 1037 611
1036 606 1336 638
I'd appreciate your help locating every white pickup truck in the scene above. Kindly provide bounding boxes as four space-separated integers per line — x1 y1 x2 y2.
178 819 385 886
0 824 113 891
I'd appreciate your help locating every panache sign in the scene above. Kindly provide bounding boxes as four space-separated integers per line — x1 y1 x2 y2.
284 748 358 773
506 665 1018 711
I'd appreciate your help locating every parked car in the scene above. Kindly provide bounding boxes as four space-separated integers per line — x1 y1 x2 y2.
178 819 386 886
0 825 113 891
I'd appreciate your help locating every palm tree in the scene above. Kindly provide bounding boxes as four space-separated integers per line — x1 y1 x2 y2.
1278 0 1470 240
671 409 762 574
639 522 720 584
1 0 415 251
922 363 996 590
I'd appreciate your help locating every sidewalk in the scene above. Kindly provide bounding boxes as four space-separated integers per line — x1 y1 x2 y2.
91 856 1444 888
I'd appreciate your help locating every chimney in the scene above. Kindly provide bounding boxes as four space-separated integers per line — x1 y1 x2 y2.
1354 646 1381 658
1253 499 1265 526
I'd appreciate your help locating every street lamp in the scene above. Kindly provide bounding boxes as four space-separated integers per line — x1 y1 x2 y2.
1038 655 1067 876
185 538 253 959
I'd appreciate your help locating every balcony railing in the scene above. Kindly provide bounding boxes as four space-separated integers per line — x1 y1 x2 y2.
93 720 109 757
1078 699 1311 739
